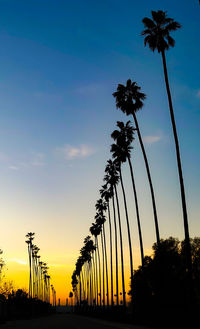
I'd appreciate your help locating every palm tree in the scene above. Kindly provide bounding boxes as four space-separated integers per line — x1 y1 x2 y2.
113 80 160 245
80 236 96 305
111 121 144 267
25 232 35 298
100 185 114 307
105 160 126 307
111 124 142 300
71 271 78 304
141 10 192 276
103 173 119 306
51 285 56 307
95 213 106 307
75 256 84 305
90 222 102 306
110 149 135 292
95 200 109 307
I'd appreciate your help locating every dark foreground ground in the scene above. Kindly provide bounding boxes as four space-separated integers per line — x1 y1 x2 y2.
1 313 150 329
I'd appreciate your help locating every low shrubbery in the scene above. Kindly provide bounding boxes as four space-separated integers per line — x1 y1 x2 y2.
0 289 54 323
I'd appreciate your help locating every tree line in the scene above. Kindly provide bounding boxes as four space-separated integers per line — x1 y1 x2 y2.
70 9 197 314
25 232 56 307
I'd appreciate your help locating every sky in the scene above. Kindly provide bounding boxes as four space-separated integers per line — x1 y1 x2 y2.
0 0 199 303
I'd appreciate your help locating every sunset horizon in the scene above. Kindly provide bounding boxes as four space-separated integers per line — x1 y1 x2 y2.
0 1 200 328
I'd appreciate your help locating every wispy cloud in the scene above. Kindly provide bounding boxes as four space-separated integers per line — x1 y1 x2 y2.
143 135 161 145
8 152 46 170
56 144 95 160
8 258 27 265
9 165 19 170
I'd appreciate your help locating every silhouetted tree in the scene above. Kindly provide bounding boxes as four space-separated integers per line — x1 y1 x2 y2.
90 223 102 306
113 80 160 245
111 121 144 267
105 160 126 307
112 122 144 264
100 185 114 307
25 232 35 298
131 237 200 317
110 145 134 301
95 199 109 307
0 249 4 281
103 173 119 306
142 10 192 278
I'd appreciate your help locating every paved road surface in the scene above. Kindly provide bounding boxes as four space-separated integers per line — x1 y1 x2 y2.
1 313 150 329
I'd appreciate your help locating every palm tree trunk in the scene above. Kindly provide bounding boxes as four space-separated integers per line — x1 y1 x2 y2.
91 261 94 306
32 256 35 298
114 185 126 307
119 166 134 296
86 265 89 303
28 244 32 298
94 245 99 306
112 192 119 306
132 111 160 244
161 50 192 275
107 202 114 307
89 262 92 306
79 274 81 305
86 265 89 304
92 256 96 306
82 269 85 301
35 258 38 298
41 272 43 301
101 230 105 307
103 223 109 307
127 156 144 266
96 237 102 306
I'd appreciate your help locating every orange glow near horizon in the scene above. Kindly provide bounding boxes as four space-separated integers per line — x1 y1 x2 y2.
2 246 147 305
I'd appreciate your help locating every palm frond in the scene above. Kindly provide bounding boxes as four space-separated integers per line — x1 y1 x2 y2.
142 17 155 29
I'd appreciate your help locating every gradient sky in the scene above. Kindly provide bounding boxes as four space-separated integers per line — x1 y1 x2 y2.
0 0 199 303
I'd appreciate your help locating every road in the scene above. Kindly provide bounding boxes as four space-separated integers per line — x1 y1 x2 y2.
1 313 150 329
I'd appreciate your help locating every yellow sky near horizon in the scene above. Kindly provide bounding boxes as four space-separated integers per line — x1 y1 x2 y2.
1 242 149 305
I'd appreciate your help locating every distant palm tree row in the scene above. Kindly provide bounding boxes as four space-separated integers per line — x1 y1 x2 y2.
71 10 192 308
25 232 56 306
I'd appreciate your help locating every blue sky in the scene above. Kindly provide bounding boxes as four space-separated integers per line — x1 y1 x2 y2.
0 0 199 298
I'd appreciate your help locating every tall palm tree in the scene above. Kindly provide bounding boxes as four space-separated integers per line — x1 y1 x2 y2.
111 121 144 267
90 222 102 306
95 200 109 307
105 160 126 307
103 174 119 306
113 80 160 245
80 235 96 305
141 10 192 275
110 148 135 289
75 253 86 305
95 212 106 307
100 185 114 307
25 232 35 298
111 135 139 301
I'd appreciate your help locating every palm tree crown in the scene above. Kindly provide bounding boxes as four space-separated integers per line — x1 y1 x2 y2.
113 79 146 115
95 199 107 214
111 121 135 163
100 184 113 203
104 159 119 188
111 121 135 145
141 10 181 53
